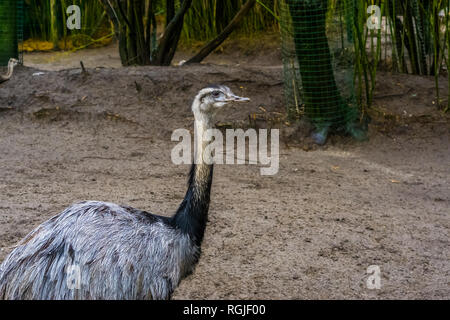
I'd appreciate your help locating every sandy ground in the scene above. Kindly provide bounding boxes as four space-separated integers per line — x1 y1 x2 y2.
0 42 449 299
22 36 282 70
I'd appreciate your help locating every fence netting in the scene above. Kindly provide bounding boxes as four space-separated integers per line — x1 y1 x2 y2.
0 0 24 66
280 0 366 143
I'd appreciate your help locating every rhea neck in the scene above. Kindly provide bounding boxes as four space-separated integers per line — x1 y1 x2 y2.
5 61 15 79
172 99 215 246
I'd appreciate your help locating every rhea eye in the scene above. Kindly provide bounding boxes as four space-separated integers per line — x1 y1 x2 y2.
212 91 221 97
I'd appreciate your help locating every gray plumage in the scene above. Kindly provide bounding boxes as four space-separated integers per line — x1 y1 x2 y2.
0 85 249 300
0 201 197 299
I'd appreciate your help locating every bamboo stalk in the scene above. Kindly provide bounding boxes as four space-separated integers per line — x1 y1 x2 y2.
49 0 58 49
185 0 257 64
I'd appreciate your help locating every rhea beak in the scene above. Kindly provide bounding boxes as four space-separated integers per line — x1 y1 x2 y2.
228 94 250 102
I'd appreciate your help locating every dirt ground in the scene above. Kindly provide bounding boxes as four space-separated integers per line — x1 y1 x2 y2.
0 40 449 299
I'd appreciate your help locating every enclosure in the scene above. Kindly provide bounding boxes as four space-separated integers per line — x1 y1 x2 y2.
0 0 449 300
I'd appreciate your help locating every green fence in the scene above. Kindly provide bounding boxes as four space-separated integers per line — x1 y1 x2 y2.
280 0 365 143
0 0 24 66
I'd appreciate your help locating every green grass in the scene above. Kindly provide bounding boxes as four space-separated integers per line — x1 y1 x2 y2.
180 0 279 43
25 0 110 46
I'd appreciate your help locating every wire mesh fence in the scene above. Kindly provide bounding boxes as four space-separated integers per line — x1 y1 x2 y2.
0 0 24 66
280 0 365 142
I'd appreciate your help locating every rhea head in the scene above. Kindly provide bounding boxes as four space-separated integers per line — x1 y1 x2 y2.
192 85 250 119
9 58 19 67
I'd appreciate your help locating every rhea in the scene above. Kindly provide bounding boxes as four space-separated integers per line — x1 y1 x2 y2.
0 85 249 299
0 58 19 84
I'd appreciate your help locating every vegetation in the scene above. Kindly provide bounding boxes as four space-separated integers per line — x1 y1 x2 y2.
98 0 193 66
0 0 18 65
25 0 109 48
353 0 449 111
279 0 449 120
185 0 258 64
181 0 278 42
12 0 450 110
286 0 360 135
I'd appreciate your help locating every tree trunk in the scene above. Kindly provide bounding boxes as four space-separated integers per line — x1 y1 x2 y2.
166 0 175 26
286 0 354 129
0 0 17 66
152 0 193 66
101 0 192 66
186 0 256 64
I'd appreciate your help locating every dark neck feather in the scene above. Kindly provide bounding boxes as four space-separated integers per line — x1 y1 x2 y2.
172 162 213 246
